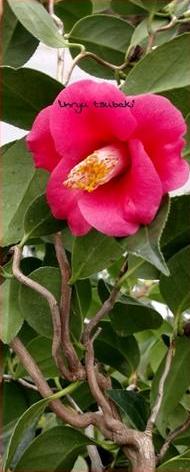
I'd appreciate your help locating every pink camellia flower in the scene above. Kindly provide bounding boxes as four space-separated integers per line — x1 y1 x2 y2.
27 80 189 237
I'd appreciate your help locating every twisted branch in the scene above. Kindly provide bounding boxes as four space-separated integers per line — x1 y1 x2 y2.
146 339 175 435
157 413 190 463
54 233 85 379
11 245 74 381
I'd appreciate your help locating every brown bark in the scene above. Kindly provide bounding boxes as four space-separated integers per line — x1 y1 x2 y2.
124 432 156 472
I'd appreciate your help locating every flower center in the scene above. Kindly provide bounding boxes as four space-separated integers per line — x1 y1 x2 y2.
64 144 126 192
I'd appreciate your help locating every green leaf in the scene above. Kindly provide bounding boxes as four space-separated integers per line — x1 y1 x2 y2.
130 17 178 49
162 86 190 118
23 194 66 244
2 139 48 246
71 280 92 341
107 389 149 430
160 245 190 315
2 0 39 67
3 383 29 427
2 67 63 129
15 336 59 379
92 0 111 12
151 337 190 435
69 15 134 79
161 195 190 260
159 456 190 470
71 229 123 282
7 0 68 48
127 254 159 280
94 321 140 376
4 397 51 470
128 0 169 10
123 34 190 94
121 197 170 275
19 267 61 338
136 0 170 12
110 298 163 336
0 279 23 344
55 0 92 33
14 426 92 471
111 0 146 16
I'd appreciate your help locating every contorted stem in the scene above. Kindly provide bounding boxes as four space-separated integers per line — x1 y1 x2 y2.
10 336 101 429
157 413 190 464
83 258 128 344
85 329 113 417
63 50 129 87
67 395 104 472
11 245 74 381
54 233 85 379
146 339 175 435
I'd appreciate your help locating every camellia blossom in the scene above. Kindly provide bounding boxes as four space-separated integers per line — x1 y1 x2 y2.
27 80 189 237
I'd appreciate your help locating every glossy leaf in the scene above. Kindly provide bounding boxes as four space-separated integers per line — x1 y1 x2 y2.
110 298 163 336
94 321 140 376
107 389 149 430
151 337 190 435
0 279 23 344
3 383 29 427
130 0 171 11
14 426 92 471
161 195 190 260
127 254 159 280
162 86 190 118
2 67 63 130
159 456 190 470
55 0 92 33
2 139 47 246
15 336 59 378
23 194 66 243
3 0 39 67
136 0 170 11
71 229 123 282
123 34 190 94
7 0 68 48
71 279 92 341
111 0 146 15
160 245 190 315
19 267 61 338
121 197 170 275
69 15 134 79
4 397 51 470
92 0 111 12
130 17 178 49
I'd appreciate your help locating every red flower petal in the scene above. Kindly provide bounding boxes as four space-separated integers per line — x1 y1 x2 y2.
129 93 189 191
26 107 61 172
49 80 137 166
78 139 163 236
46 158 91 236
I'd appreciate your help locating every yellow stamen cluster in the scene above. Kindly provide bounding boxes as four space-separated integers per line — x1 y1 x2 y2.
64 152 118 192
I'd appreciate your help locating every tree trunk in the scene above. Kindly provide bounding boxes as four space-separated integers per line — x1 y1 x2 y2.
123 431 156 472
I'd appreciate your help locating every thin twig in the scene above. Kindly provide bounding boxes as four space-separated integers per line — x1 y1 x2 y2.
146 15 178 53
146 340 175 435
48 0 65 83
54 233 85 379
83 259 128 344
10 336 101 429
157 413 190 463
11 245 73 381
63 50 129 87
3 374 39 391
67 395 104 472
85 329 113 416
